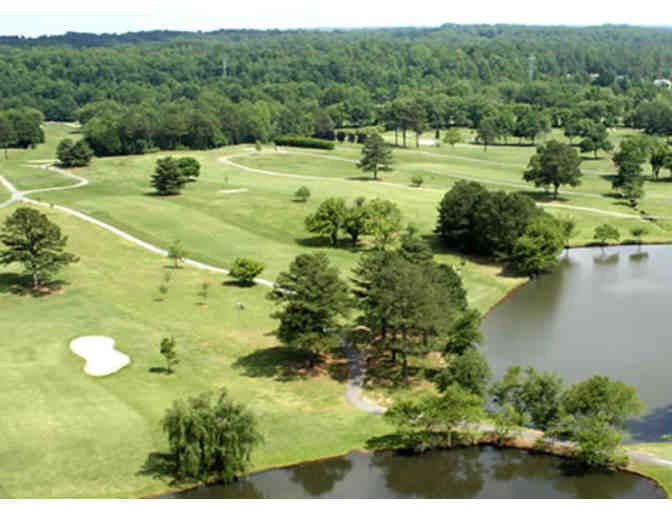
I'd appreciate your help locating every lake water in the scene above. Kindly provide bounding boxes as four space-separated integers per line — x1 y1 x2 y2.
165 446 664 498
481 245 672 441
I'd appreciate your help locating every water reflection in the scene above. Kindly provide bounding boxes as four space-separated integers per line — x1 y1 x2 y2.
290 457 352 496
165 446 664 499
593 253 620 265
371 448 485 498
482 245 672 441
629 251 649 262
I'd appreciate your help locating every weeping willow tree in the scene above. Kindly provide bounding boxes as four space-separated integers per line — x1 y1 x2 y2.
162 389 264 483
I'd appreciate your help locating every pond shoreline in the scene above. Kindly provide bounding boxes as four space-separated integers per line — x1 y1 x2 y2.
147 243 672 499
156 438 667 499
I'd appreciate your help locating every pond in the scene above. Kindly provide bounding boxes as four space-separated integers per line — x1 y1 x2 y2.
481 245 672 441
165 446 664 498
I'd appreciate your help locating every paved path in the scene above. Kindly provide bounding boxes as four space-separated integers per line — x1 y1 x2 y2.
2 158 672 475
0 165 275 288
221 152 672 220
340 341 387 415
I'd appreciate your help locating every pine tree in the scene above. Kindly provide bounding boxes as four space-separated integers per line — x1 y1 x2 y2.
268 253 351 367
151 157 188 195
0 207 79 289
357 133 393 180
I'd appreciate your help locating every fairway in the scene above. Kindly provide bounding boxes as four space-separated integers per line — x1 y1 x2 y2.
2 123 672 497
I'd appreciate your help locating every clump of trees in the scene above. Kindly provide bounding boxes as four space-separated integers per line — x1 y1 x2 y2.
305 196 403 249
0 207 79 289
150 156 200 195
435 181 567 276
490 366 644 468
0 108 45 156
161 389 264 482
56 138 94 167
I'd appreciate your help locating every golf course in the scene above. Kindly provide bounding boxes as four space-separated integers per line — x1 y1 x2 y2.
2 122 672 497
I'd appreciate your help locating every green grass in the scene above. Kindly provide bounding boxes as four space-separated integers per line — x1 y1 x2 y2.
2 123 672 497
0 204 392 498
628 462 672 498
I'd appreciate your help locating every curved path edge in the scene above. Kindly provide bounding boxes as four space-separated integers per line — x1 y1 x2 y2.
2 161 672 473
220 153 672 220
0 167 274 288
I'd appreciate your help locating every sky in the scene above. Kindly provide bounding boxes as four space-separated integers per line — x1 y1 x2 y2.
2 0 672 37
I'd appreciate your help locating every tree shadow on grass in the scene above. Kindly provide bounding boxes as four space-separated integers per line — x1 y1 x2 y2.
232 346 307 381
325 358 349 383
222 280 255 288
345 176 379 182
0 273 67 297
363 357 425 390
516 190 569 203
294 236 357 251
149 367 171 374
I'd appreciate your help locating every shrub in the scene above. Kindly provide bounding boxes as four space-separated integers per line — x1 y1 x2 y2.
411 174 424 187
274 136 334 150
294 186 311 202
336 132 346 143
229 257 265 285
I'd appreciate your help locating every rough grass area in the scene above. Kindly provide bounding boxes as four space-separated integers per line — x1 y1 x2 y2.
2 123 672 497
0 205 392 498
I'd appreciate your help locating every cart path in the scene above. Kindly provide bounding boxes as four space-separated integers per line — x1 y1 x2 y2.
0 166 274 288
1 162 672 474
221 153 672 220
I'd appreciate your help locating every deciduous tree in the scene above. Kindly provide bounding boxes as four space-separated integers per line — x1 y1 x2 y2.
304 197 348 247
524 140 582 199
161 389 263 482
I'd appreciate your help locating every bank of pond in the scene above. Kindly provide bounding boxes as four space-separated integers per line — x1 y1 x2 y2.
164 446 664 499
482 244 672 442
165 244 672 499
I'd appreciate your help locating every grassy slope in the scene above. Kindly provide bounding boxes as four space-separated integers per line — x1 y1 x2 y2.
2 124 671 497
0 205 391 498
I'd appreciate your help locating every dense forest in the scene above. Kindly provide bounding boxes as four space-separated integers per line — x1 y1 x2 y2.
1 24 672 154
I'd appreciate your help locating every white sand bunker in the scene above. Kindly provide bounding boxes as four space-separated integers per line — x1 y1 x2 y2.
70 336 130 376
219 188 249 194
419 140 437 146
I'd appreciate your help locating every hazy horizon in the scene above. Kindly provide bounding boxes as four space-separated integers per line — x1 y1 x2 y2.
2 1 672 38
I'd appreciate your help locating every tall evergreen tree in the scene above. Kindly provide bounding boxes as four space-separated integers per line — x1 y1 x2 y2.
357 133 393 180
0 207 79 289
268 253 351 367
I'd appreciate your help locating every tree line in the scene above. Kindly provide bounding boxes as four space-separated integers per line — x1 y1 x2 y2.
1 25 672 155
